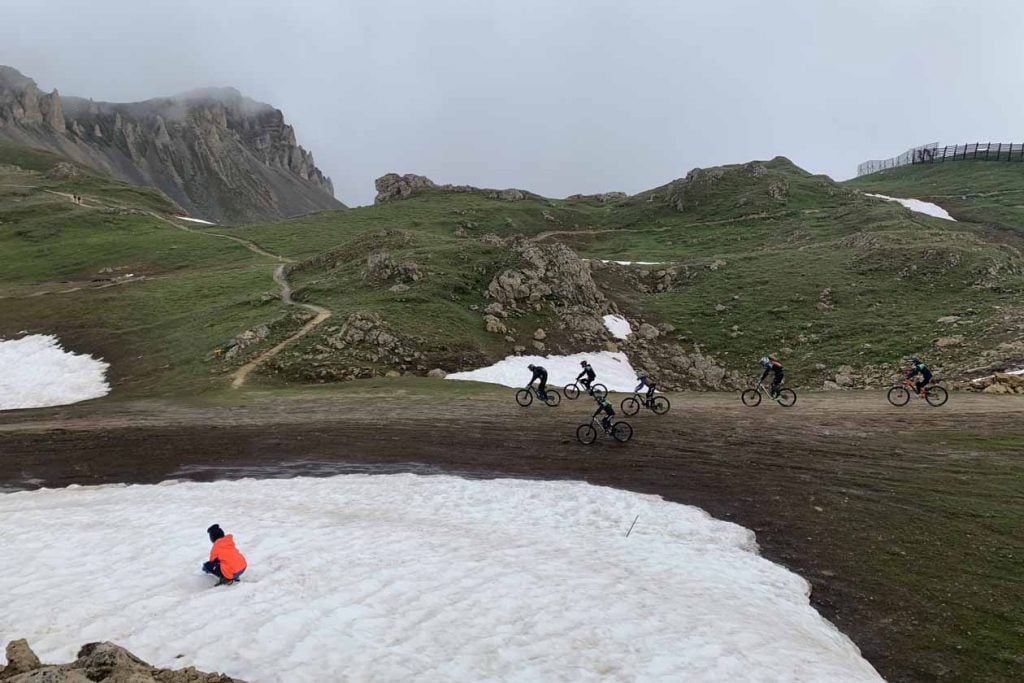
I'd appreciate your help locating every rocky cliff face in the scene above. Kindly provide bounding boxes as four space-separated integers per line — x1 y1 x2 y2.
0 66 344 223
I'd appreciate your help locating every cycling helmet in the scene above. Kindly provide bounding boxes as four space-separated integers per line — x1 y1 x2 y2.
910 356 921 364
759 356 770 367
528 364 536 371
580 360 590 368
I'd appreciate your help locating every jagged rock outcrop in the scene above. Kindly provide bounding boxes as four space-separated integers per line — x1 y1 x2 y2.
0 65 344 223
374 172 535 204
1 639 245 682
487 238 605 311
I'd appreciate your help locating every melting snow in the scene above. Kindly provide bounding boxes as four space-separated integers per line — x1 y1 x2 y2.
865 193 956 221
178 216 216 225
447 351 641 391
603 314 632 340
0 335 110 410
0 475 882 682
597 259 666 266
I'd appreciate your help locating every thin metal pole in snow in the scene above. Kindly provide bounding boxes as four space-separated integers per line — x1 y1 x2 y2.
625 515 639 537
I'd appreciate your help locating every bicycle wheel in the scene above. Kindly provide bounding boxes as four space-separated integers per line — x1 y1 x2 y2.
591 383 608 400
887 386 910 407
741 389 761 407
515 389 533 407
544 389 561 407
564 383 580 400
777 389 797 407
611 421 633 443
621 396 641 416
925 385 948 407
651 396 671 415
576 424 597 445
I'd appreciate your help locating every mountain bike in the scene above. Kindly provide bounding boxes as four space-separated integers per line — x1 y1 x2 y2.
564 381 608 400
621 393 670 416
576 416 633 444
741 380 797 407
887 378 948 407
515 386 561 407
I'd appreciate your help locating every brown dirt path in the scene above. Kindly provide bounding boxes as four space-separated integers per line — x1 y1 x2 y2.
1 388 1022 682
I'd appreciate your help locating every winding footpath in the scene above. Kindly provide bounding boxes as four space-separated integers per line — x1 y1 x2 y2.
159 215 333 388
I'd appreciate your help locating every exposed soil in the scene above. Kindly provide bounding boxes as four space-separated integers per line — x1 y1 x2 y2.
2 389 1023 682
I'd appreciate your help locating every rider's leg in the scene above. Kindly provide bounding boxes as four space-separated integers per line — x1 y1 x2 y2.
647 385 656 403
538 380 547 399
771 370 784 397
916 378 927 395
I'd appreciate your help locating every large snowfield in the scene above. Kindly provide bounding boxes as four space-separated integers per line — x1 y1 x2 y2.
864 193 956 221
0 475 882 682
447 351 642 391
0 335 110 410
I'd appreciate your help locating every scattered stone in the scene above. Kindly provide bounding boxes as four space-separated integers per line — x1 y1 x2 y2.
484 315 507 334
427 368 447 379
935 336 963 348
708 259 727 271
484 302 506 318
385 370 401 378
638 323 660 340
817 288 834 312
714 304 727 312
533 328 547 341
4 639 41 675
532 340 546 351
823 380 844 391
388 283 410 293
513 345 526 354
0 639 244 682
936 316 961 325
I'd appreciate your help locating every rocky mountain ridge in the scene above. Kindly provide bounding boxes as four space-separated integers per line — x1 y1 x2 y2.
0 65 343 223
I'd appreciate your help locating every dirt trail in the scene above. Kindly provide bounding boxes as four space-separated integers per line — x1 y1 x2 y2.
13 183 334 387
1 391 1022 682
230 264 332 388
157 215 333 388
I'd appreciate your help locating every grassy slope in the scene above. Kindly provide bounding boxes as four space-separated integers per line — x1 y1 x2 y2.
221 157 1024 386
0 144 288 396
846 160 1024 232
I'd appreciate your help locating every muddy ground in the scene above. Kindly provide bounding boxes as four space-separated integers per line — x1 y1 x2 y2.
2 384 1022 682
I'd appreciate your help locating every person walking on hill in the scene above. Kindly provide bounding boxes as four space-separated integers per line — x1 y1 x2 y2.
577 360 597 394
906 356 933 397
527 364 548 401
202 524 247 586
758 356 785 398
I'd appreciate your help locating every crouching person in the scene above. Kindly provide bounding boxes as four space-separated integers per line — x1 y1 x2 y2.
202 524 247 586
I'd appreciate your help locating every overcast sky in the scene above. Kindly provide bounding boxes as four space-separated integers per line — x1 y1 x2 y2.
2 0 1022 206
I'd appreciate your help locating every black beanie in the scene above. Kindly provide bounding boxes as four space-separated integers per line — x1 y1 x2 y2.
207 524 225 542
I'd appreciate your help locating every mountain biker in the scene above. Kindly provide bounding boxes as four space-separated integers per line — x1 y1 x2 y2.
527 363 548 400
906 356 932 396
577 360 597 393
592 395 615 431
634 371 656 405
758 356 784 398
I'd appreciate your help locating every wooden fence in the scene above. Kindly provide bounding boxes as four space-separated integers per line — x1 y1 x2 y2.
857 142 1024 176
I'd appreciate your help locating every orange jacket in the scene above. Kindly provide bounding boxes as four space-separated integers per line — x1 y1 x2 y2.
209 535 247 580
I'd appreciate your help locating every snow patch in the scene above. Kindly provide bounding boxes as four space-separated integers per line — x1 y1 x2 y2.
865 193 956 221
0 475 882 682
597 259 666 266
0 335 110 410
178 216 216 225
447 351 640 391
603 314 632 340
